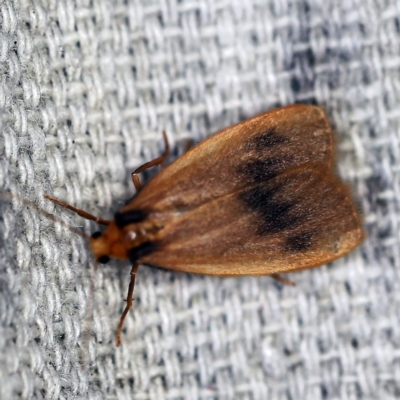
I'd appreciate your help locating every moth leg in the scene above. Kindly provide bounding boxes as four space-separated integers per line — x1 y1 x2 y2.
44 195 111 225
270 274 296 286
132 130 170 190
116 263 139 347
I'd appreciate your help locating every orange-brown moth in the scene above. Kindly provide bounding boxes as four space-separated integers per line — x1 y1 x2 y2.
44 104 363 346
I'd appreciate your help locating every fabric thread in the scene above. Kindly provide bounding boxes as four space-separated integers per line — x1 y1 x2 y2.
1 0 399 398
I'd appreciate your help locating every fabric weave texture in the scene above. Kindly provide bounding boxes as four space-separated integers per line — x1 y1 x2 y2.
1 0 400 399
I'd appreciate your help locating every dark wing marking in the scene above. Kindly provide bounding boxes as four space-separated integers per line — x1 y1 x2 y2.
239 181 303 234
285 232 315 252
128 242 158 264
115 209 148 228
138 167 363 275
123 105 333 215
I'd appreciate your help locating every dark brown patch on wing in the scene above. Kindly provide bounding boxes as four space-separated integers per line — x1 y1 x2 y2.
246 127 288 150
285 232 315 252
115 209 148 228
239 181 303 234
240 157 289 182
128 241 158 263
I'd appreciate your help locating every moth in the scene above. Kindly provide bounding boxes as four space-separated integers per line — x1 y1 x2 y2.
44 104 363 346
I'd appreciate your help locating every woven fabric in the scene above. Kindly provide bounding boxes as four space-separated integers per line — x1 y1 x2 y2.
1 0 400 399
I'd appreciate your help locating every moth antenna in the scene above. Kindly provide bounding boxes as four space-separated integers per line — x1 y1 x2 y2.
44 195 111 226
116 263 139 347
132 130 170 190
80 260 99 369
1 191 90 240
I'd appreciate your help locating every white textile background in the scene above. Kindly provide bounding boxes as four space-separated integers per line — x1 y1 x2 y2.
1 0 400 399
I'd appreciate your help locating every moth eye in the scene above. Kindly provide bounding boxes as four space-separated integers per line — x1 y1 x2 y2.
91 231 102 239
98 255 110 264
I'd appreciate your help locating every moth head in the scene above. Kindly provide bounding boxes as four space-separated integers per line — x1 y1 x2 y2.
90 231 111 264
89 222 132 263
